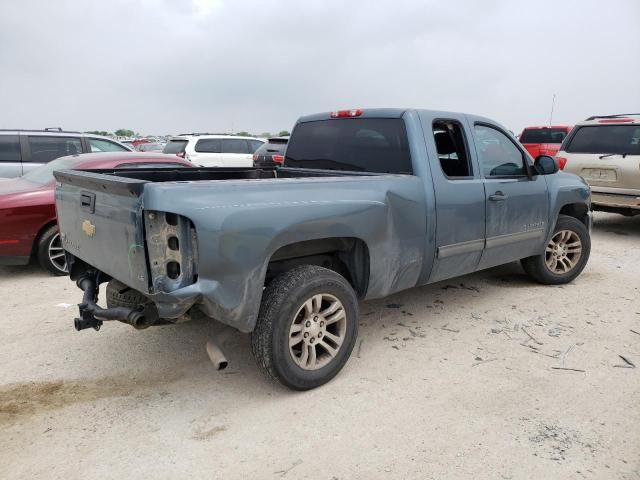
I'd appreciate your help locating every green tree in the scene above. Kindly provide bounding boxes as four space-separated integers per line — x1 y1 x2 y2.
259 132 272 138
235 131 251 137
278 130 290 137
85 130 110 136
114 129 135 137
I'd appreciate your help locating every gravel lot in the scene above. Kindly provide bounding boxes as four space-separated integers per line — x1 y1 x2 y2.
1 212 639 480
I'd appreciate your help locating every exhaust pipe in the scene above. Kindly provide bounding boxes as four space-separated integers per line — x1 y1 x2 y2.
206 339 228 370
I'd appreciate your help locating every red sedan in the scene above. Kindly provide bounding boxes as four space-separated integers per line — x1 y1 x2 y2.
0 153 192 275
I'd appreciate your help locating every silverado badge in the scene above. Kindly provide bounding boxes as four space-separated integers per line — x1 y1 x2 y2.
82 220 96 237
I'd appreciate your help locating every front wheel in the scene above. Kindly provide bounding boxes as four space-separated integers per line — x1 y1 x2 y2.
521 214 591 285
251 265 359 390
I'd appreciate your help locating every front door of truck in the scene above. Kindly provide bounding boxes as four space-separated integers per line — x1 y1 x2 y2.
472 123 549 270
425 117 486 283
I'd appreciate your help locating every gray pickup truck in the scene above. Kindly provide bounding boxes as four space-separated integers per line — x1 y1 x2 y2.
54 108 592 390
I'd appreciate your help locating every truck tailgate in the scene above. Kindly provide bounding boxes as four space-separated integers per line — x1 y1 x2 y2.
54 170 151 293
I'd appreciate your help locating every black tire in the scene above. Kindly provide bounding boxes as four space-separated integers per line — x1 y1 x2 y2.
251 265 359 391
106 280 149 309
521 215 591 285
106 280 160 329
36 225 67 276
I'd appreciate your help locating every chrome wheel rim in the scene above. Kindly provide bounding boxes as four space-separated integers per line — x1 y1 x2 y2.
288 293 347 370
48 232 68 273
545 230 582 274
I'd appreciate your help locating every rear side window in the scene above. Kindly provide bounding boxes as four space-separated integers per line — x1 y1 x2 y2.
520 128 568 144
163 139 188 154
433 121 472 178
285 118 412 174
89 138 129 152
0 135 21 162
221 139 250 154
194 138 221 153
27 136 82 163
565 125 640 155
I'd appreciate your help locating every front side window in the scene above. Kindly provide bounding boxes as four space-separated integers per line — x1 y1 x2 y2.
0 135 21 162
474 125 526 177
433 121 471 178
221 139 250 154
27 136 82 163
194 138 221 153
285 118 412 174
89 138 129 152
565 125 640 155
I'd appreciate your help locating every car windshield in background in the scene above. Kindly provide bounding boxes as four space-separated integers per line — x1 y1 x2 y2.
520 128 568 144
163 139 188 154
138 143 165 152
255 141 287 155
565 125 640 155
285 118 412 174
21 156 84 184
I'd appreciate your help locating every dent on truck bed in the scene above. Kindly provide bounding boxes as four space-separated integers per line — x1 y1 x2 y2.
137 175 427 332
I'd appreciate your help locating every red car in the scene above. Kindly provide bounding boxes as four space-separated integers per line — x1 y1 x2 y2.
519 125 573 158
0 153 192 275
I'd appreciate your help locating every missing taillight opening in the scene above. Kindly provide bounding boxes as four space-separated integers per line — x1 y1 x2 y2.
168 236 179 251
167 261 181 279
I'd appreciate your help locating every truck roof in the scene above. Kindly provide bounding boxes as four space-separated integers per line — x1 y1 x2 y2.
296 108 498 124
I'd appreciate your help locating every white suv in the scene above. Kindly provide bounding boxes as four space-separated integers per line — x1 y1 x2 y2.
556 114 640 216
163 134 264 167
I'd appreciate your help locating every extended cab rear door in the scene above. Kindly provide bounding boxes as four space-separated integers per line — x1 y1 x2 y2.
419 112 486 283
471 121 549 270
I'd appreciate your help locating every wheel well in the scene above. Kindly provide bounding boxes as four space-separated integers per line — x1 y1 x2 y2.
266 238 370 297
559 203 589 226
29 220 57 261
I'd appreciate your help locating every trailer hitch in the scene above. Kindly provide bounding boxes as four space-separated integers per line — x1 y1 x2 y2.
74 275 152 331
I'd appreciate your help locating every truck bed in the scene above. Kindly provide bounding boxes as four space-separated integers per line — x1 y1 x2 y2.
53 166 375 196
54 165 426 331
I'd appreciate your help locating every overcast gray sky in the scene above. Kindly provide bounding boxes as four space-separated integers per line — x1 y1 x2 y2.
1 0 639 135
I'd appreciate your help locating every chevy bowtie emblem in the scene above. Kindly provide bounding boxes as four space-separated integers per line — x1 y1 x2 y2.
82 220 96 237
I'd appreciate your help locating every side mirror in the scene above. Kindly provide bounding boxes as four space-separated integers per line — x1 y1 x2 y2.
534 155 559 175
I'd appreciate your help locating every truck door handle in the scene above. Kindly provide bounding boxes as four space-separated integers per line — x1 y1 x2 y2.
489 191 507 201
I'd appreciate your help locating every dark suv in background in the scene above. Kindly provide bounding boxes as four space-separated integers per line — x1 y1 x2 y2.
0 129 132 178
253 136 289 167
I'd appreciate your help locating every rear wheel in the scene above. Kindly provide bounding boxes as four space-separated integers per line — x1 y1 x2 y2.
521 215 590 285
251 265 359 390
37 226 68 276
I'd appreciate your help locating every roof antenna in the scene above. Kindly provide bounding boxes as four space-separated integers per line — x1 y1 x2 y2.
549 93 556 125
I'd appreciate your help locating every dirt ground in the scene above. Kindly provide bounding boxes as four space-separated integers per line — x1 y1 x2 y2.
1 212 639 480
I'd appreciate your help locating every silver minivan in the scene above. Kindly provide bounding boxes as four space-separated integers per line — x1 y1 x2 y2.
0 129 133 178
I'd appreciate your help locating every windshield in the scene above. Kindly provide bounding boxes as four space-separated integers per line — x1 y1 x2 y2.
565 125 640 155
163 139 188 154
520 128 568 144
285 118 412 174
21 156 85 184
255 141 287 155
